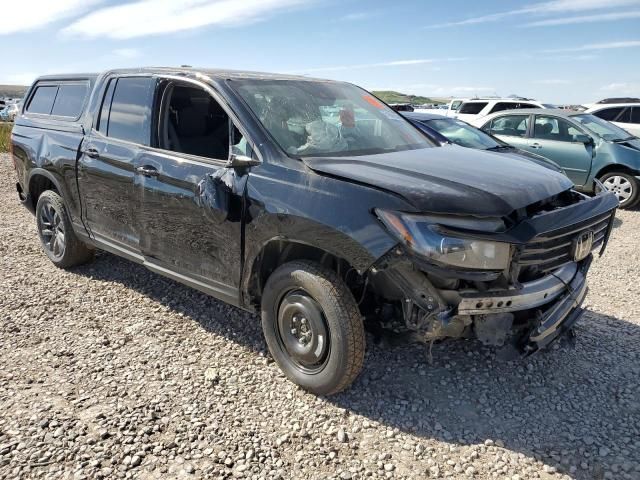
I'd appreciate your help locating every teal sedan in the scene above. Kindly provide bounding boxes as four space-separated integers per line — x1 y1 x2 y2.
474 109 640 208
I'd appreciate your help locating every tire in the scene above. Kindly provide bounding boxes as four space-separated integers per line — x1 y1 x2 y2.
261 260 365 395
35 190 94 268
599 171 640 209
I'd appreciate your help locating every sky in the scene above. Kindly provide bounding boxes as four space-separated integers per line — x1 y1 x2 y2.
1 0 640 104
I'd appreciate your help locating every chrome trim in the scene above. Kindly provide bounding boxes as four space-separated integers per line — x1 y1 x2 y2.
457 263 578 315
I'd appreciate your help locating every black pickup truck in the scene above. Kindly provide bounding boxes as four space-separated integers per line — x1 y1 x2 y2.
10 68 618 395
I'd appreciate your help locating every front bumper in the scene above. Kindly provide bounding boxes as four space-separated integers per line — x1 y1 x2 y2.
456 262 581 316
523 261 587 353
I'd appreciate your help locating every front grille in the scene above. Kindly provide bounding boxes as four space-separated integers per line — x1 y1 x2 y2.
516 210 614 275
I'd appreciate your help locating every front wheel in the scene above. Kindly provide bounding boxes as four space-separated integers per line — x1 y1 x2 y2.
261 260 365 395
599 172 640 209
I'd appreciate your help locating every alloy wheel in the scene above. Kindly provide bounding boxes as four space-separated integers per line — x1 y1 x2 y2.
602 175 633 204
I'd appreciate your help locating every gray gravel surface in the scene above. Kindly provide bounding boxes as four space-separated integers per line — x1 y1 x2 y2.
0 152 638 480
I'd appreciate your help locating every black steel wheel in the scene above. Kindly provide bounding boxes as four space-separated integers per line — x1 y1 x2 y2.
261 260 365 395
35 190 94 268
275 289 331 374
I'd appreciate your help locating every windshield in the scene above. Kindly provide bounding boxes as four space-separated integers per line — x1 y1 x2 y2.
424 118 503 149
231 80 432 157
571 114 634 141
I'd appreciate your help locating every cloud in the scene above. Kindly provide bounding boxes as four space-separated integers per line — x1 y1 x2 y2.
426 0 640 29
600 82 640 95
113 48 141 59
534 79 572 85
64 0 308 39
1 0 103 35
295 57 467 74
543 40 640 52
338 12 379 22
0 72 38 86
524 10 640 26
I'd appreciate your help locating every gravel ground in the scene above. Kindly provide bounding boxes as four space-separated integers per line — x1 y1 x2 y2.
0 152 638 480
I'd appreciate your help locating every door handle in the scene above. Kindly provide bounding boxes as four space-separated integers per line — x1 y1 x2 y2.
135 165 160 177
83 147 100 158
530 143 542 149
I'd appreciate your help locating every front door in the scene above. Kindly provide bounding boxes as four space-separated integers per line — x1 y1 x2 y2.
136 79 252 305
525 115 593 186
78 76 155 254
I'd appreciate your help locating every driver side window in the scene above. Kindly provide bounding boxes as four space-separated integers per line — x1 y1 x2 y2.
157 82 249 161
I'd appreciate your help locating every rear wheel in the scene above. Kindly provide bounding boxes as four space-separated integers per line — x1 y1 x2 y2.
35 190 94 268
261 260 365 395
599 172 639 209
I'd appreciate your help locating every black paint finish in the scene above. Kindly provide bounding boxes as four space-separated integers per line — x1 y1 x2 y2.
10 67 617 315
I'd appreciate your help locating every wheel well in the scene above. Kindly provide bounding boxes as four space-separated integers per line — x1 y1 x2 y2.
595 164 639 180
29 174 58 205
246 240 363 308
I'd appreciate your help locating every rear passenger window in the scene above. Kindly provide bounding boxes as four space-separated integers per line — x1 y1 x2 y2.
489 115 529 137
27 85 58 114
100 77 154 145
632 107 640 124
51 83 88 118
458 102 487 115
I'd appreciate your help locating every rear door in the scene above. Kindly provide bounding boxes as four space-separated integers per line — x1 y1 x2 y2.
483 114 531 149
526 114 593 186
78 75 154 256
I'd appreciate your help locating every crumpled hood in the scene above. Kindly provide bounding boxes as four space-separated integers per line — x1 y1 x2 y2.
303 147 573 217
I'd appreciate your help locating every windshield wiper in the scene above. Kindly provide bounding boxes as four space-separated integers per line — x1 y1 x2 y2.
485 145 512 151
613 136 636 142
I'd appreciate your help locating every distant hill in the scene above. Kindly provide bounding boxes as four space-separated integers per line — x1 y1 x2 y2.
0 85 28 99
371 90 444 105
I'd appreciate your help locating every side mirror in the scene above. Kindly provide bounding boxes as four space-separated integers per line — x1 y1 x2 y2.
227 153 261 168
575 134 593 145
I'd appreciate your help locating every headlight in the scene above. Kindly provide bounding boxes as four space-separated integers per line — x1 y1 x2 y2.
376 209 511 270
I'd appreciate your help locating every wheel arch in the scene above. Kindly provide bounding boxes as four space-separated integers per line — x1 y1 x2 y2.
27 168 63 211
242 237 370 310
595 163 640 180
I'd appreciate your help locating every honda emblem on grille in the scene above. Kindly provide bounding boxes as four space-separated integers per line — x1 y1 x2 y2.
572 230 594 262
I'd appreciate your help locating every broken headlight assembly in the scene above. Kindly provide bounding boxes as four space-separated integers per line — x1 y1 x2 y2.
375 209 511 270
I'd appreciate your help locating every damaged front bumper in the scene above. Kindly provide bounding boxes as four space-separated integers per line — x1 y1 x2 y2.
368 190 617 356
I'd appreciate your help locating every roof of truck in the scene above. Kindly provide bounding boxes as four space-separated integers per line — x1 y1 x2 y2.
34 67 333 84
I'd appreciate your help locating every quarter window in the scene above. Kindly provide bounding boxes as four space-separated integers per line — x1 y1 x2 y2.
615 107 631 123
458 102 487 115
593 107 623 121
489 115 529 137
489 102 516 114
100 77 154 145
51 83 88 118
27 85 58 114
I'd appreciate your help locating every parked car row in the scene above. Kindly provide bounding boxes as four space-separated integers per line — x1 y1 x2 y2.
9 67 619 395
404 103 640 209
0 103 21 121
